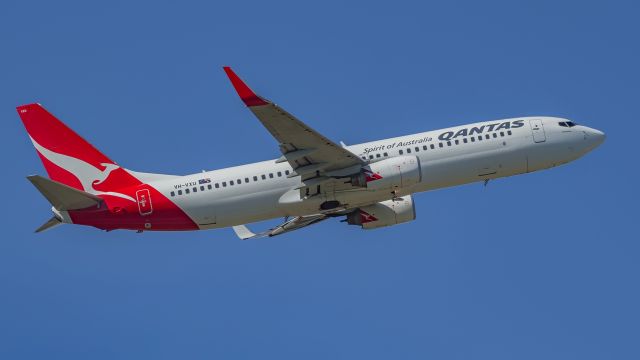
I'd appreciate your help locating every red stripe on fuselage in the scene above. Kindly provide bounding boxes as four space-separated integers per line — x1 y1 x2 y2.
68 180 199 231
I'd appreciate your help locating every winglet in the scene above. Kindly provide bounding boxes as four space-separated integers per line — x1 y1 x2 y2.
232 225 258 240
223 67 269 107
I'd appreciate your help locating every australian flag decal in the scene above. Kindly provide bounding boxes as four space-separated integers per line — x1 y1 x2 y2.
199 178 211 184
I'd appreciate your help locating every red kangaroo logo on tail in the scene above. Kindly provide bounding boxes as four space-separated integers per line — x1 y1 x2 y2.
29 136 136 202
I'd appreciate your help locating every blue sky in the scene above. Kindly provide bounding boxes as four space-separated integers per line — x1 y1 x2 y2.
1 0 638 358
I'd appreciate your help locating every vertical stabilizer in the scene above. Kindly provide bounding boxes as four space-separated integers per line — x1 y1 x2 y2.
17 104 143 198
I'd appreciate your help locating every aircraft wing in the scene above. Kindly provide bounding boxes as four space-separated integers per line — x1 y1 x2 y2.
232 214 329 240
223 67 365 184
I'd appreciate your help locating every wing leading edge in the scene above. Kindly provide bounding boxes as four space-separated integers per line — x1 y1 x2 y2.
223 67 365 189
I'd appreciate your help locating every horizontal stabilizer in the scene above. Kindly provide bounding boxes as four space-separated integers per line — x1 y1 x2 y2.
27 175 103 211
35 216 62 233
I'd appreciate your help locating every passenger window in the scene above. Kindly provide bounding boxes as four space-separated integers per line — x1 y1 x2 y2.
455 139 459 145
423 145 428 150
245 177 249 183
493 133 497 138
485 134 490 140
471 137 475 142
200 186 205 191
277 172 282 177
207 184 212 190
430 144 435 149
178 190 183 195
376 153 381 158
478 136 482 141
369 155 374 159
439 143 443 148
507 130 512 135
415 147 419 152
193 187 197 192
407 148 411 153
170 191 175 197
285 170 290 175
237 179 241 184
463 138 468 143
222 182 227 187
261 175 266 180
215 183 219 188
500 132 505 137
230 180 234 186
253 176 258 181
383 152 388 157
185 188 190 194
399 149 404 155
447 141 451 146
269 173 274 178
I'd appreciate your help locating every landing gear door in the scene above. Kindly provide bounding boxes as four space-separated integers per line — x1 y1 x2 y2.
530 119 546 143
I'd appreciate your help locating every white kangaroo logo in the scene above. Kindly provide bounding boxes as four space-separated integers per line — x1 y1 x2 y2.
30 137 136 202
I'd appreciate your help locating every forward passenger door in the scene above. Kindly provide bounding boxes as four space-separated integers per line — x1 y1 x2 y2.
530 119 547 143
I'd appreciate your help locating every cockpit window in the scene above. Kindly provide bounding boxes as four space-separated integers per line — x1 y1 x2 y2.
559 121 577 128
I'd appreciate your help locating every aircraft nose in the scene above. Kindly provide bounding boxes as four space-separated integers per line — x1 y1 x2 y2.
584 127 606 149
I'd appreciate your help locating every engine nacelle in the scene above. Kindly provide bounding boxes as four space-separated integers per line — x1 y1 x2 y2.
346 195 416 229
351 156 421 191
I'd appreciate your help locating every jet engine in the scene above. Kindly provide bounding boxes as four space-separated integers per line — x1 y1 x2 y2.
346 195 416 229
350 155 421 191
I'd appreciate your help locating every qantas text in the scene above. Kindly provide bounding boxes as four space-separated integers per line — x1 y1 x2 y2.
362 120 524 154
438 120 525 141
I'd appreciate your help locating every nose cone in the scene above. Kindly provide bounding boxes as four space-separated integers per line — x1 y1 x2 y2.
584 127 606 151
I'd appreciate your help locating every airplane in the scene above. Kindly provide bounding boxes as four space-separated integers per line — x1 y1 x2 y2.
17 67 605 238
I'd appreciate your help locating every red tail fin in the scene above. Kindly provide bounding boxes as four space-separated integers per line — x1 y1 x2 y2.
17 103 141 194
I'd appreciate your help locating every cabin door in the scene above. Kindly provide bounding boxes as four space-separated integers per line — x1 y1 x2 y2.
530 119 546 143
136 189 153 216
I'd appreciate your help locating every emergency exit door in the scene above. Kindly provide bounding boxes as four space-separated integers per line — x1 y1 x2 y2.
530 119 546 143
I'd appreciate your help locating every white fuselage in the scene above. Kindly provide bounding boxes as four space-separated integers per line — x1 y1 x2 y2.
152 116 605 229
